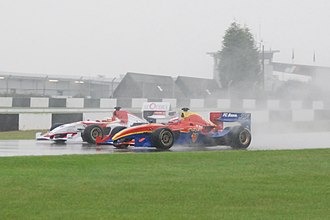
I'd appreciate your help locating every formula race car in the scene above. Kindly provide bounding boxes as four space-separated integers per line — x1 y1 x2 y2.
96 108 252 150
36 107 147 144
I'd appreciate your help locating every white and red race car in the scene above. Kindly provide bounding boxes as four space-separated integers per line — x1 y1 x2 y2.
36 107 147 144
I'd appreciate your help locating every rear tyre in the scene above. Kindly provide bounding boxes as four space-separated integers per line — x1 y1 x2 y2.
151 128 174 150
229 126 251 149
82 125 104 144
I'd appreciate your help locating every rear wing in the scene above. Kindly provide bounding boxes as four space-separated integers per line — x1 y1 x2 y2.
210 112 251 131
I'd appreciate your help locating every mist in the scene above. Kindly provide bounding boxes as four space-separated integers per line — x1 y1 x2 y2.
1 1 330 149
1 0 330 77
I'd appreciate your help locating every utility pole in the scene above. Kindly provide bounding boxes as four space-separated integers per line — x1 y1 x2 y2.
111 77 116 98
261 44 265 91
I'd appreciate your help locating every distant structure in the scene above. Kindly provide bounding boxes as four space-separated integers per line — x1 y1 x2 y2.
2 51 330 100
0 71 119 98
175 76 219 98
113 72 180 99
207 49 330 96
207 50 279 91
112 72 220 99
206 52 222 88
271 62 330 94
0 71 222 99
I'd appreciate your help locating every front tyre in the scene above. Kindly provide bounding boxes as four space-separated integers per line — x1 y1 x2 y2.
110 126 126 136
151 128 174 150
111 127 129 149
82 125 104 144
229 126 251 149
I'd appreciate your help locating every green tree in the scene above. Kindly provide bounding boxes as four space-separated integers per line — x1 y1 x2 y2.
218 22 260 90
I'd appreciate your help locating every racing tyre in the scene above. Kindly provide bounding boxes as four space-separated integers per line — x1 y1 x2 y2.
110 126 127 136
103 127 111 135
82 125 104 144
50 123 64 131
151 128 174 150
229 126 251 149
111 126 129 149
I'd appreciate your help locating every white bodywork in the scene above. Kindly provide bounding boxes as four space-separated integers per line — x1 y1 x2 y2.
142 102 177 123
36 113 147 143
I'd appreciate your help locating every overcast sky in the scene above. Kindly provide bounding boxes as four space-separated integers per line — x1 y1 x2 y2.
0 0 329 78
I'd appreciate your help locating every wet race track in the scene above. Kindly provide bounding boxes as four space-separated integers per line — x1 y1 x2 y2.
1 132 330 157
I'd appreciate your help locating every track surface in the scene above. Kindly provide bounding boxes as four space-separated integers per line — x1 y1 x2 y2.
1 132 330 157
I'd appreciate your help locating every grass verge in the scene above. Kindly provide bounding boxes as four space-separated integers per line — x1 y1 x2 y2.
0 149 329 220
0 130 45 140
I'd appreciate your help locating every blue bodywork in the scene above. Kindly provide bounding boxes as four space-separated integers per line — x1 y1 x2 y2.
219 112 251 130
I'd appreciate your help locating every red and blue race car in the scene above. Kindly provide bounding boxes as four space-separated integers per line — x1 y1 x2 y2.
95 108 252 150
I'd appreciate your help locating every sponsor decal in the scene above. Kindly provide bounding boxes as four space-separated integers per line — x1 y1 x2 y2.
149 102 156 109
222 113 238 118
143 102 170 111
191 131 198 143
138 137 146 143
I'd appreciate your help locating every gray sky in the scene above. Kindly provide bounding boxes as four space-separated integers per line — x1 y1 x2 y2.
0 0 329 78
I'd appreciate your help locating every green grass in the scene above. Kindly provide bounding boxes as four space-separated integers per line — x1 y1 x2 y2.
0 130 45 140
0 149 329 219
